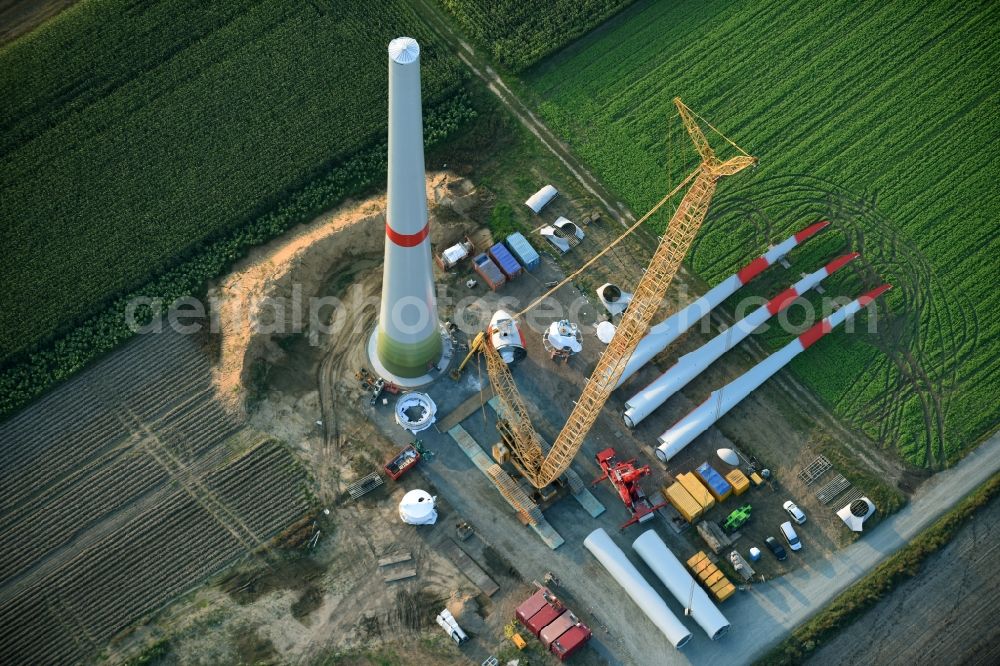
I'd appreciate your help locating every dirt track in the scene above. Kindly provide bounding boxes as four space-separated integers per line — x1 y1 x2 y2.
806 493 1000 666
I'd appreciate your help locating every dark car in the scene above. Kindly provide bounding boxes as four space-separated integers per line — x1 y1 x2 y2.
765 536 787 561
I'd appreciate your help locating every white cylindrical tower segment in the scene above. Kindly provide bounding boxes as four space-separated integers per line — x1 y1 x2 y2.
654 284 891 462
583 528 692 649
632 530 731 640
375 37 442 378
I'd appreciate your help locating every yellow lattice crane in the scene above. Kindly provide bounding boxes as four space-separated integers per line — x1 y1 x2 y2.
483 98 756 494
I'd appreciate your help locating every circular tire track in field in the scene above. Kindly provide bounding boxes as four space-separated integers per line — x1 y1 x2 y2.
689 174 978 468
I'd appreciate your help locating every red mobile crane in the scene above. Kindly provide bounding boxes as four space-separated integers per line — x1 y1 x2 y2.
592 448 666 530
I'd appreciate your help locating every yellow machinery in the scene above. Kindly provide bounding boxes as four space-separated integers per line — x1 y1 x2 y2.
449 331 485 380
481 98 755 506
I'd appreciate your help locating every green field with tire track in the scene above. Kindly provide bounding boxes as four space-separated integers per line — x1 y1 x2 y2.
522 0 1000 466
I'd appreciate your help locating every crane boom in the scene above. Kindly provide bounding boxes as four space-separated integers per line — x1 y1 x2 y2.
485 98 756 490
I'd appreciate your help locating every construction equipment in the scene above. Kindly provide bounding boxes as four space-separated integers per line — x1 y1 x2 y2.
480 99 756 503
722 503 752 532
356 368 399 405
592 448 666 530
455 521 474 541
449 331 485 380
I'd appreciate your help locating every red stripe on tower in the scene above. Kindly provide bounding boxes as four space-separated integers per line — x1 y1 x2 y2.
857 283 892 306
766 287 800 315
795 220 830 242
824 252 860 274
736 257 770 284
386 222 429 247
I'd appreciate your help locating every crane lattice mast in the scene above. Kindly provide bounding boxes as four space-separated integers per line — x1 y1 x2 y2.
485 98 756 491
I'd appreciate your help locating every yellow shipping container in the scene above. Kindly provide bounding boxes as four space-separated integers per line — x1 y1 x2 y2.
665 482 702 522
726 469 750 496
714 583 736 601
750 471 764 486
687 552 706 568
704 570 724 587
678 472 715 509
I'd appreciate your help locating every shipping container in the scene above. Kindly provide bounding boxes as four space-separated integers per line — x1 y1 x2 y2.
525 605 565 638
678 472 715 509
726 469 750 496
472 253 506 291
489 242 523 279
515 588 551 627
505 232 541 271
665 482 702 522
687 551 706 568
713 582 736 601
551 624 592 661
750 471 764 486
696 463 733 502
704 570 724 587
540 613 576 649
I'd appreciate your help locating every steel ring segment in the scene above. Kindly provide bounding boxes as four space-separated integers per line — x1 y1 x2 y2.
386 222 429 247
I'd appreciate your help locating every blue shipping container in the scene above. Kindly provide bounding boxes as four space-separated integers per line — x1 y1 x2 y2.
505 232 541 271
489 242 523 279
696 463 733 502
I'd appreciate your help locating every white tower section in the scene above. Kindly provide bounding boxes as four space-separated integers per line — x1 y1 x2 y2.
372 37 442 379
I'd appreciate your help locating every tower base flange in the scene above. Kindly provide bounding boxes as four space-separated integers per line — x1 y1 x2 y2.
366 322 453 389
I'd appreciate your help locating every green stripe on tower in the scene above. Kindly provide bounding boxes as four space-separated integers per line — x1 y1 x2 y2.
376 331 442 377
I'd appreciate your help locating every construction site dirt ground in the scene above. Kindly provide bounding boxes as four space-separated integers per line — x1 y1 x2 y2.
19 163 913 665
350 244 896 664
168 165 912 664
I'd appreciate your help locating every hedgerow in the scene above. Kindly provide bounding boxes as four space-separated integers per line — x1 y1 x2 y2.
438 0 637 72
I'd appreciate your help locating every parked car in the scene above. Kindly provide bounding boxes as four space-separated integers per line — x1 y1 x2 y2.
764 536 787 561
782 500 807 524
780 521 803 551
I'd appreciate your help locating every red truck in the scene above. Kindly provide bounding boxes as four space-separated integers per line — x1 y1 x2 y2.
515 586 592 661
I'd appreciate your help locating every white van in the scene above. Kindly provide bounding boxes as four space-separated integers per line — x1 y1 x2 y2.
780 521 803 551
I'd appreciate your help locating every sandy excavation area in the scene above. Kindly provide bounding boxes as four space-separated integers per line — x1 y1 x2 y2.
103 173 556 664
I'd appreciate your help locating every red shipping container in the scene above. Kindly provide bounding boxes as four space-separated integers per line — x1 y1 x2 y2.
525 605 565 638
472 253 506 291
539 613 576 648
515 588 550 627
551 624 592 661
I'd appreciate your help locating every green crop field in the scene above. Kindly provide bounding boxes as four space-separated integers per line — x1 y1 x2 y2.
522 0 1000 466
437 0 635 72
0 0 469 370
